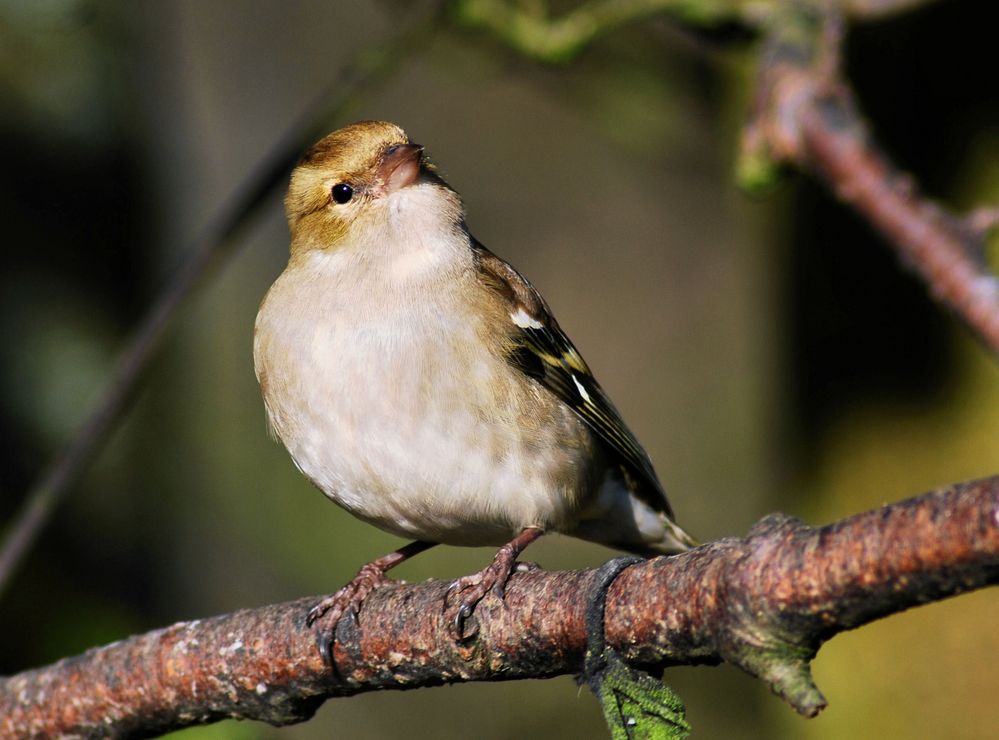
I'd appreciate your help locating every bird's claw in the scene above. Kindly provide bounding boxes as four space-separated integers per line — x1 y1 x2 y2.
442 554 524 641
450 601 478 640
443 583 484 640
317 628 335 667
308 565 392 666
306 599 333 626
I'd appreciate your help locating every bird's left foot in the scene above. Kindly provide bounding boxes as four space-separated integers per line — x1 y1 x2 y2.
443 527 544 640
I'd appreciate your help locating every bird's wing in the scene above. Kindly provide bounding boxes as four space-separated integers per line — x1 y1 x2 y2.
471 239 673 518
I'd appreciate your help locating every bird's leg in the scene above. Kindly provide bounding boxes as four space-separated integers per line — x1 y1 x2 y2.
308 540 436 665
444 527 544 640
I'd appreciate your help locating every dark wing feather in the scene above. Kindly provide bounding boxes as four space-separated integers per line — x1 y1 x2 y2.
471 239 673 519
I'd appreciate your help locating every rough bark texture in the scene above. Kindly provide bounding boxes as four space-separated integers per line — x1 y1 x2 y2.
2 475 997 737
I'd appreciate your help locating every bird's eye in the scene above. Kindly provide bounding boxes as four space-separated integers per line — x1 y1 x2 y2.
331 183 354 204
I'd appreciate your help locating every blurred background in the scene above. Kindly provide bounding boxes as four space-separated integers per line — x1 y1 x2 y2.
1 0 998 738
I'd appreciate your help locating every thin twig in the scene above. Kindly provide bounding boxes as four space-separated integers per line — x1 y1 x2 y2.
455 0 999 351
1 475 996 736
743 5 999 355
0 2 448 600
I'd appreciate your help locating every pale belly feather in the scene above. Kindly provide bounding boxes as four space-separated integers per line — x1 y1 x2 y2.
255 266 595 546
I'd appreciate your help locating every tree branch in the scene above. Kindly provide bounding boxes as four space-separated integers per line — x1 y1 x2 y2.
3 475 996 737
452 0 943 63
455 0 999 356
742 5 999 355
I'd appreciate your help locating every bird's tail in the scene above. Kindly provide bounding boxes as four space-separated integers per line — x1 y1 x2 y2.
638 515 699 556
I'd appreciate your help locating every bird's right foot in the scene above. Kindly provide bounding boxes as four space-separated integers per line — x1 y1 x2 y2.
307 540 436 667
307 562 394 666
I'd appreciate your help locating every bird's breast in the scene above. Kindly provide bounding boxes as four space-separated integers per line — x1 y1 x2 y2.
254 258 595 546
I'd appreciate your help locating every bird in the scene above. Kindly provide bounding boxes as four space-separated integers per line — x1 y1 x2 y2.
253 120 696 659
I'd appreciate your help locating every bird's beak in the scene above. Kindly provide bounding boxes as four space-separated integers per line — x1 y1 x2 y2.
377 143 424 193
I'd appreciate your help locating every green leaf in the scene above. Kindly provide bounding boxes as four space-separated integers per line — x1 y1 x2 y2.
592 652 690 740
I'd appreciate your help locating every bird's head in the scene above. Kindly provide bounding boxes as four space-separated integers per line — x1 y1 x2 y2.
285 121 462 256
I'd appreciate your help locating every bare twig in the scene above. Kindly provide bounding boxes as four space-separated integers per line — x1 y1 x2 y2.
2 475 997 737
743 5 999 354
454 0 999 353
0 1 447 600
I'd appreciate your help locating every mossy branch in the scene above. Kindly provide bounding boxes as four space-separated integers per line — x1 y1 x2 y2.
451 0 938 62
